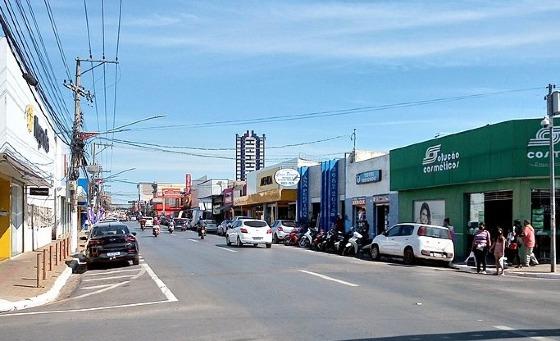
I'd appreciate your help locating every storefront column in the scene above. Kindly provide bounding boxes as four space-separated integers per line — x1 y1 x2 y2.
0 178 11 260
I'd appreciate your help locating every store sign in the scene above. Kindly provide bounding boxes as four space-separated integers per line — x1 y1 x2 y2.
414 200 445 226
373 195 389 204
297 167 309 222
526 127 560 163
422 144 460 174
25 105 34 133
33 115 49 153
274 168 300 187
29 187 49 196
356 170 382 184
352 197 366 206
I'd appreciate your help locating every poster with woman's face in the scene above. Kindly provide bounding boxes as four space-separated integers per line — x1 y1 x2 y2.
414 200 445 226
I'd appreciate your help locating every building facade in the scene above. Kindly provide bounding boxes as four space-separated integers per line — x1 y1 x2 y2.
236 130 265 181
0 38 71 260
391 118 560 259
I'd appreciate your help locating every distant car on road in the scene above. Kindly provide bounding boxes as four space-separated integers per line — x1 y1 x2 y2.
368 223 454 266
143 217 153 227
226 219 272 248
217 220 232 236
173 218 189 231
270 220 297 243
84 222 139 266
200 219 218 233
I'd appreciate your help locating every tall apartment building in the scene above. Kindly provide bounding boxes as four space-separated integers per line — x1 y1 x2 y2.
236 130 265 181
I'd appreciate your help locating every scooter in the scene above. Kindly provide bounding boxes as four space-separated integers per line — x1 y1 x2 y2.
342 229 365 256
152 225 160 237
198 225 207 239
321 228 343 253
311 230 326 251
283 228 301 246
333 230 352 255
168 221 174 234
299 227 318 248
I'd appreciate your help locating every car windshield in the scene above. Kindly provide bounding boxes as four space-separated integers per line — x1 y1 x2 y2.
244 220 268 228
424 226 451 239
281 221 296 227
91 225 130 237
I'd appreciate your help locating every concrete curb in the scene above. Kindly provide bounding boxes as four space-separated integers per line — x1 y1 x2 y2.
504 271 560 279
0 259 78 313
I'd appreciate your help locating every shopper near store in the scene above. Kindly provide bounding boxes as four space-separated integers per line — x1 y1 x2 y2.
472 223 492 274
506 226 520 266
443 217 455 242
521 220 536 267
490 228 506 275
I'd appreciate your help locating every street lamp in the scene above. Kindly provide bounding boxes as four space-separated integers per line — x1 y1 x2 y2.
544 85 560 272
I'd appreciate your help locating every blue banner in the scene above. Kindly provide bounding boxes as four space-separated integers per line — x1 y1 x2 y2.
329 160 339 225
297 167 309 223
319 160 339 231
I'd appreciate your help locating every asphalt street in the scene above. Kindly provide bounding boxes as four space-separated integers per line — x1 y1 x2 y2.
1 221 559 341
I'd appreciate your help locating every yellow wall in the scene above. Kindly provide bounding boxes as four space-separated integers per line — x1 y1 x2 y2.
257 167 281 192
0 178 11 260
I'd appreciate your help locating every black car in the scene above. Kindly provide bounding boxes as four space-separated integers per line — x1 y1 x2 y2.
173 218 188 230
84 222 139 265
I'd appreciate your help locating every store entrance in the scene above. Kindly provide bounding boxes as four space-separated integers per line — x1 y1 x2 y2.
483 191 513 235
375 204 389 235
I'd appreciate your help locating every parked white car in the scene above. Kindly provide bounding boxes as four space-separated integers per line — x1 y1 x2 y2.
368 223 454 265
225 219 273 248
270 220 297 243
143 217 153 227
217 220 232 236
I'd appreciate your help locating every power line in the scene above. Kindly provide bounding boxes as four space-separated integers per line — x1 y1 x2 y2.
128 86 545 131
43 0 71 81
83 0 100 132
109 0 123 176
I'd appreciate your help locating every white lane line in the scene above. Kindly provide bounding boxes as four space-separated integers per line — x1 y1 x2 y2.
141 263 178 302
298 270 359 287
85 268 140 277
0 300 171 317
216 246 238 253
69 268 146 300
188 239 199 243
82 274 137 282
493 325 555 341
80 284 113 290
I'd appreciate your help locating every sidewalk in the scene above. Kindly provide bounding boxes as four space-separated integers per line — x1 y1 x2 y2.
454 262 560 279
0 235 84 313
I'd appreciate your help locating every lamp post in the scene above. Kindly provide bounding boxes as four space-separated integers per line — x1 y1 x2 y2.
544 84 560 272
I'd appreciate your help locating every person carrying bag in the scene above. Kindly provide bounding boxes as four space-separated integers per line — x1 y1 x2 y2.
472 223 491 274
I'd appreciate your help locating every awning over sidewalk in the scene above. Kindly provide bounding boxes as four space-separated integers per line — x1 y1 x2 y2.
0 149 51 187
234 189 296 207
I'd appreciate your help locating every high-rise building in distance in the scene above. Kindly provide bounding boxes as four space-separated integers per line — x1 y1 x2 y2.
236 130 265 181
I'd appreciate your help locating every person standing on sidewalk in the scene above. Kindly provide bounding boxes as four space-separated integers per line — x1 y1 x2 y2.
521 220 536 267
472 223 492 274
490 227 506 275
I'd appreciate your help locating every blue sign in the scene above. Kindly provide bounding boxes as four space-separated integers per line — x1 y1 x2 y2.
319 159 339 231
356 170 382 184
297 167 309 223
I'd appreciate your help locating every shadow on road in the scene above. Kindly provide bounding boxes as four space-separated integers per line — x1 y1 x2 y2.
341 328 560 341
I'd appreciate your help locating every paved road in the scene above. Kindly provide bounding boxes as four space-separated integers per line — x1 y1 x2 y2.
1 221 559 341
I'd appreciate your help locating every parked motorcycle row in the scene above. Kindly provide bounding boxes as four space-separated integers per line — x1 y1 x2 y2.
283 226 369 257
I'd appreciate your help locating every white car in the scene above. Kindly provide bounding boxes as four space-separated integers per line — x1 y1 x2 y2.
369 223 454 265
270 220 297 243
225 219 273 248
143 217 153 227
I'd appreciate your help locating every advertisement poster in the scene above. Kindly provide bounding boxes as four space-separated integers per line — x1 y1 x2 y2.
414 200 445 226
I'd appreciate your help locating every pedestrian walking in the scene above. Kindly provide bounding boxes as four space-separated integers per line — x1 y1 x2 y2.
521 220 536 267
443 217 455 242
490 228 506 275
472 223 491 274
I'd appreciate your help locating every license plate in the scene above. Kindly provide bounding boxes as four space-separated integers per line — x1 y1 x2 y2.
106 252 120 257
253 237 263 240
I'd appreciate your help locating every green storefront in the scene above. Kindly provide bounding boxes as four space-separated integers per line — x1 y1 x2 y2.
391 118 560 259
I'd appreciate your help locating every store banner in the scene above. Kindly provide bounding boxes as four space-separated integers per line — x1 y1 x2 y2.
329 160 338 224
297 167 309 223
319 160 339 231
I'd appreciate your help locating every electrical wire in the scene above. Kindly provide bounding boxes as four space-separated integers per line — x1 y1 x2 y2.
42 0 71 81
109 0 123 177
83 0 101 132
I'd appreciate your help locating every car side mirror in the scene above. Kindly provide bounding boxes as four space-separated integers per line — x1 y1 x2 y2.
132 232 137 236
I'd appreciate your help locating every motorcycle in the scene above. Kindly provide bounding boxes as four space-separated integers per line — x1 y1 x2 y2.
198 224 207 239
168 221 174 234
283 227 301 246
299 227 318 248
333 230 352 255
311 230 326 251
320 228 343 253
152 225 160 237
342 229 365 256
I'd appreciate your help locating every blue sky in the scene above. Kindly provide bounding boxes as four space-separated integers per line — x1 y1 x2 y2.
23 0 560 202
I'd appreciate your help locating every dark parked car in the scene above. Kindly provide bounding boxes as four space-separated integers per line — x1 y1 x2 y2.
84 222 139 265
174 218 189 230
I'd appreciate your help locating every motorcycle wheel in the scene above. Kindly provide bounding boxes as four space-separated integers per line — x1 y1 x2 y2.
371 245 380 261
201 235 204 240
299 238 309 248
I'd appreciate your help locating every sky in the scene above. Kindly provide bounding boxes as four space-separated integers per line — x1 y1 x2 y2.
14 0 560 202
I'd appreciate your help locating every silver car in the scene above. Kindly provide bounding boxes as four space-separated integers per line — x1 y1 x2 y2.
201 219 218 233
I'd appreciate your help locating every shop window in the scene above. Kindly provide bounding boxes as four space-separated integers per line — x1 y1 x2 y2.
530 189 560 232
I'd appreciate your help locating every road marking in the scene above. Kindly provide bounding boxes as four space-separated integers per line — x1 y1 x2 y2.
298 270 359 287
216 246 238 253
84 268 140 276
69 268 146 300
142 263 178 302
493 325 555 341
82 274 137 282
80 284 113 290
0 300 172 317
188 239 199 243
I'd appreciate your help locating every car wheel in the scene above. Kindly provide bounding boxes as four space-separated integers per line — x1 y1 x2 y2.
371 245 380 261
133 256 140 265
403 247 415 265
266 243 272 249
226 235 232 246
237 236 243 247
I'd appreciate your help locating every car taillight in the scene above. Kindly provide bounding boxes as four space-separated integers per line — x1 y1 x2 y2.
267 228 272 234
88 239 102 246
417 226 427 236
126 235 136 243
277 227 283 232
240 228 248 233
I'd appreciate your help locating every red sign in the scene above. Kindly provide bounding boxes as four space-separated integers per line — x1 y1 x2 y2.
185 174 192 195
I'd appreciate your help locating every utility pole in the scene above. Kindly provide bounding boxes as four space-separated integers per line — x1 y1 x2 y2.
545 83 560 272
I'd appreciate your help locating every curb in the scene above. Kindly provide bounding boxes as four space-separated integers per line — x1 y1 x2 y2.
0 259 78 313
504 271 560 279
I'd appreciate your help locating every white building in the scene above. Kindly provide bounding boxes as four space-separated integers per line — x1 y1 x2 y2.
235 130 265 181
0 37 72 260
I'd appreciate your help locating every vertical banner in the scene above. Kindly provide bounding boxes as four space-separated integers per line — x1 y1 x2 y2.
329 160 339 227
318 160 339 231
297 167 309 223
320 161 327 229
